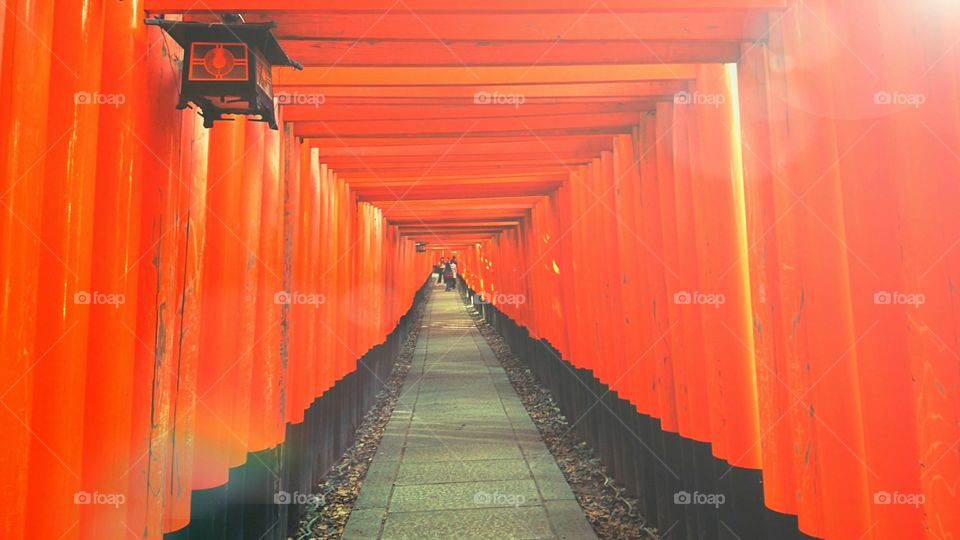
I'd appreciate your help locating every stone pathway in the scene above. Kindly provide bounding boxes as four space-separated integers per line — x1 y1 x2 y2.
342 287 597 539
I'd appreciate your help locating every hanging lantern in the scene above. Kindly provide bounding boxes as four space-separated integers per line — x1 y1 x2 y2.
416 242 428 253
145 18 303 129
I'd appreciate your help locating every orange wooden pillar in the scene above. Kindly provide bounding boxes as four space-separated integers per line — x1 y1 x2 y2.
347 179 362 371
27 1 106 538
769 2 871 535
682 70 727 462
655 102 694 439
317 164 336 396
160 111 210 534
374 206 387 344
611 133 646 409
299 148 319 401
834 2 958 538
249 116 284 453
127 19 198 535
596 151 628 395
325 166 336 393
526 195 552 350
334 175 352 380
823 3 927 538
337 173 350 380
362 202 386 349
541 193 567 355
667 100 712 446
736 41 798 518
516 210 535 330
226 121 266 468
79 0 148 536
586 160 612 384
338 169 349 383
886 4 960 538
686 63 761 470
554 181 579 369
636 116 678 438
289 142 308 416
354 200 367 357
282 134 300 421
325 170 340 385
281 123 301 424
0 1 56 538
193 118 246 490
568 165 600 376
552 181 575 367
360 202 373 350
762 15 826 534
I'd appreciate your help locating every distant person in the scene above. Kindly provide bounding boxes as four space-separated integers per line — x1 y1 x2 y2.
436 257 446 285
442 260 454 291
445 259 458 291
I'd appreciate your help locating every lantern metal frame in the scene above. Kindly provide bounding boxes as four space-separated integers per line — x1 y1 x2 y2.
145 18 303 129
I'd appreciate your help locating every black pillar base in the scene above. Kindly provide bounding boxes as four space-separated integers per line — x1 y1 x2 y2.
163 281 430 540
465 285 817 540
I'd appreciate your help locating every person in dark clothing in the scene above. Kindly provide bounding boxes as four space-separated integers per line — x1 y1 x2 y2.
444 258 457 291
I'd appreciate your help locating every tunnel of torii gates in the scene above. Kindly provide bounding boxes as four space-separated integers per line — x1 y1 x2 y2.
0 0 958 539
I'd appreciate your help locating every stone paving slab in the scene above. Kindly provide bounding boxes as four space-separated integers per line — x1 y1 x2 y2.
344 288 596 539
394 459 531 485
380 506 555 540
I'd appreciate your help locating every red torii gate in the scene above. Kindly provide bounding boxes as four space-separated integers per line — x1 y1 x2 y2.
0 1 957 539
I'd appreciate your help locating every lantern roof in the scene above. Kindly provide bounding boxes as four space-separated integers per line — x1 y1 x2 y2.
145 19 303 70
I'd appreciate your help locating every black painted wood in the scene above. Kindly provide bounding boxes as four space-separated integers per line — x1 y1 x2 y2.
163 281 430 540
463 285 818 540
